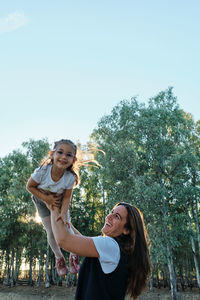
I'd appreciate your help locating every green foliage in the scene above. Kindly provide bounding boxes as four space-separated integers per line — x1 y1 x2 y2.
71 166 104 236
0 139 51 281
91 87 200 280
0 89 200 288
22 138 50 171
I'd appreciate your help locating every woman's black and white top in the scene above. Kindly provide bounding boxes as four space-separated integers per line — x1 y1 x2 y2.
92 236 120 273
75 236 128 300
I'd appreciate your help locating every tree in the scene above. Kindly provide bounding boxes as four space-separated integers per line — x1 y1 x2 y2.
0 139 50 285
91 87 200 299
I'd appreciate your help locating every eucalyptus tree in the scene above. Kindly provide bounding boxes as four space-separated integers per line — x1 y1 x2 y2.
91 87 199 299
22 138 50 171
71 165 104 237
170 113 200 290
189 119 200 256
22 138 52 284
0 138 50 284
0 150 31 284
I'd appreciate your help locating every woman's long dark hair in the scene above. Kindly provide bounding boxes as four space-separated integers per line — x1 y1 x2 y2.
114 202 151 300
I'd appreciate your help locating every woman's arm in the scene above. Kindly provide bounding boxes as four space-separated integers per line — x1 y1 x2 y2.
51 209 99 257
56 189 73 224
70 223 82 236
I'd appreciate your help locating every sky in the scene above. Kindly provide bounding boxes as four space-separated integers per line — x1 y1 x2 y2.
0 0 200 158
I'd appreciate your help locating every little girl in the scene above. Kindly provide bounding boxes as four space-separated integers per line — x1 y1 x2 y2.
26 139 82 276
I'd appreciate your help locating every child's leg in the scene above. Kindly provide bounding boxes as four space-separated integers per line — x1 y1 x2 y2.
41 215 63 259
66 210 80 274
32 195 63 258
32 195 67 276
42 214 67 276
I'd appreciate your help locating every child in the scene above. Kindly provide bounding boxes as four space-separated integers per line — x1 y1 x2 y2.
26 139 81 276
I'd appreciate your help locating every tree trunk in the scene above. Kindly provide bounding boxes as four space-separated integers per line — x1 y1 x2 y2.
28 238 33 286
10 250 15 287
37 252 42 287
193 198 200 256
162 268 169 288
186 203 200 290
4 251 10 286
185 257 194 290
191 173 200 257
156 267 161 289
102 187 106 223
45 242 50 288
51 256 57 285
167 250 178 300
149 267 153 291
161 170 178 300
14 250 21 283
0 252 4 277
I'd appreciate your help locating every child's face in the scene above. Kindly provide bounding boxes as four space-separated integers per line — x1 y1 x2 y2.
52 143 76 170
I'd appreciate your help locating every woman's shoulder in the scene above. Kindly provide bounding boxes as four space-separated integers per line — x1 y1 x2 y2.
92 236 120 274
92 236 120 253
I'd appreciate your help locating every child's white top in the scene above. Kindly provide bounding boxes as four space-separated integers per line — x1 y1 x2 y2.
31 164 75 194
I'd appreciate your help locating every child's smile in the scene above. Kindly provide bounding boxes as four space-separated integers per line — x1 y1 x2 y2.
53 143 76 170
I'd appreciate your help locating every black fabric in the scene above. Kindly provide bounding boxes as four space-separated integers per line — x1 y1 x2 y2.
75 251 128 300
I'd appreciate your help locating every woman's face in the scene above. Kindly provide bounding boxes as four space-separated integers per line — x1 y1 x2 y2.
102 205 129 237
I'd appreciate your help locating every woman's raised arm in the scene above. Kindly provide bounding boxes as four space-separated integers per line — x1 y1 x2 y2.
51 209 99 258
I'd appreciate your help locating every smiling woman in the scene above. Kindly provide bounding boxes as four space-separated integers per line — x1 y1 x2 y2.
51 202 151 300
102 205 130 237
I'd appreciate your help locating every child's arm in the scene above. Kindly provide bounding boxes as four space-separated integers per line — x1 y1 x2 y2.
61 189 73 213
26 177 61 208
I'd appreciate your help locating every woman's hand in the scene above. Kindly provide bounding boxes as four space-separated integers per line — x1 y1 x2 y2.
56 212 69 225
40 190 63 210
26 178 63 210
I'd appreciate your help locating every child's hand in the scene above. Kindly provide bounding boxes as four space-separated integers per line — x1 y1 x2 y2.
41 191 63 209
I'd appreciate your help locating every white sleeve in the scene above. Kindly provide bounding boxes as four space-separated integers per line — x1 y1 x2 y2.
31 167 45 183
66 173 76 189
92 236 120 274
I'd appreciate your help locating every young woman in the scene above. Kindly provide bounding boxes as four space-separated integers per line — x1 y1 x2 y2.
51 202 151 300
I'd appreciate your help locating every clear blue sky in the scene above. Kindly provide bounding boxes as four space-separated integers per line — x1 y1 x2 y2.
1 0 200 158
